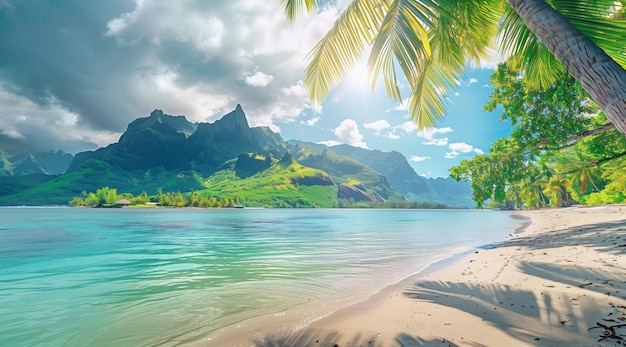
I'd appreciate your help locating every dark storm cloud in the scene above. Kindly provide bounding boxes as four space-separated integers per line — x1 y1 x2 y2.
0 0 141 131
0 0 337 152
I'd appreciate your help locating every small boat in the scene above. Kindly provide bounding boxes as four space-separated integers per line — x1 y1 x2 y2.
232 204 245 209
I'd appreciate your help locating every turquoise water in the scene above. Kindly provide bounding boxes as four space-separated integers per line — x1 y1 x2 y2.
0 208 521 346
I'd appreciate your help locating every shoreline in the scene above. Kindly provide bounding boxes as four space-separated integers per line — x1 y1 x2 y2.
247 205 626 346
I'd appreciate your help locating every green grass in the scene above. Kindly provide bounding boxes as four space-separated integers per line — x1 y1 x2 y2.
197 160 337 207
0 159 206 205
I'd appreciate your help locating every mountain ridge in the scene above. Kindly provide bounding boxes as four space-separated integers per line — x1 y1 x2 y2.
0 106 472 207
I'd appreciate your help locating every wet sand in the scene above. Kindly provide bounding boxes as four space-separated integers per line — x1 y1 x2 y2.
251 205 626 346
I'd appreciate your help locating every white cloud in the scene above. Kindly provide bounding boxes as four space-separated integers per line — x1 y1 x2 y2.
245 71 274 87
384 131 400 140
399 121 418 134
107 2 225 54
446 142 484 157
422 138 449 146
364 119 391 131
364 119 391 136
444 151 460 159
300 117 320 126
468 78 478 85
409 155 431 162
101 0 341 136
318 140 341 147
0 86 121 152
386 98 409 113
418 126 454 140
419 127 453 146
334 119 367 149
449 142 475 153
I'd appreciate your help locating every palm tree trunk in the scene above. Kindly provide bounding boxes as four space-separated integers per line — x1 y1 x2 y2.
508 0 626 135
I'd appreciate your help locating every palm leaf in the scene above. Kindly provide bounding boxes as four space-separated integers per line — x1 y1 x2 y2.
405 0 500 128
499 4 566 89
498 0 626 89
367 0 438 101
408 57 462 128
275 0 318 21
304 0 389 103
441 0 502 66
552 0 626 68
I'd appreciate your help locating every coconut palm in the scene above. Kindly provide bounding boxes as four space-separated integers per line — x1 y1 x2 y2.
277 0 626 134
544 174 571 207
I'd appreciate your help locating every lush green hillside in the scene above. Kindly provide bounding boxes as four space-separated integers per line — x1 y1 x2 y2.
291 146 405 204
0 106 431 208
197 153 338 208
287 140 473 207
0 159 205 205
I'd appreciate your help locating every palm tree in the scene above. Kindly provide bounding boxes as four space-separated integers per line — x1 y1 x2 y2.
544 174 571 207
277 0 626 134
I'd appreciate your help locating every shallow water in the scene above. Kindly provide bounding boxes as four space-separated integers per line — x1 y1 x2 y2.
0 208 521 346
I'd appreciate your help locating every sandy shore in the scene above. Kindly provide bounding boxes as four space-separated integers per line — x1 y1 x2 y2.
251 205 626 346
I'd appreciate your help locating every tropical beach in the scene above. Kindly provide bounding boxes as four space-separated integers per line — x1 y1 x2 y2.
2 1 626 347
248 205 626 347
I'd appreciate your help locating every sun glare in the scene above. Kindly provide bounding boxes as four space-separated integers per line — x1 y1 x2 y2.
345 60 373 92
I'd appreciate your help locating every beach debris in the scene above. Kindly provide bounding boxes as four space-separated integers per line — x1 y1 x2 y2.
589 322 626 342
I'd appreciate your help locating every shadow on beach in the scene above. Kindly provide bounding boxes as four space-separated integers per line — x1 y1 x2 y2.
402 218 626 344
254 329 460 346
254 216 626 346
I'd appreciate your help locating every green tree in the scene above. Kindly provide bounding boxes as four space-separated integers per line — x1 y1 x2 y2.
69 196 84 206
132 191 150 205
278 0 626 135
450 61 625 208
95 187 118 205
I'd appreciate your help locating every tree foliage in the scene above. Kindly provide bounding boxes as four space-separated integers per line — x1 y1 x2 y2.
277 0 626 133
450 64 626 209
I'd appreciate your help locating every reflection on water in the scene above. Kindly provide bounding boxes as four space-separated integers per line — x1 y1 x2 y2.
0 208 520 346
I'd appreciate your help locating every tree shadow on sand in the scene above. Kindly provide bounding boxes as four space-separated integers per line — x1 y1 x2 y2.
401 217 626 344
254 329 461 346
256 216 626 346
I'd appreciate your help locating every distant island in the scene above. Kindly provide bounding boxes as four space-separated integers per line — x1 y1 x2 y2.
0 105 473 208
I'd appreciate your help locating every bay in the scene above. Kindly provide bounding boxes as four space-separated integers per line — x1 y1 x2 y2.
0 207 522 346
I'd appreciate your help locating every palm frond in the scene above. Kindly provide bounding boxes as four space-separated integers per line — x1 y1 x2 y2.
404 0 499 128
408 57 463 128
275 0 318 21
498 4 565 89
442 0 503 66
368 0 438 101
551 0 626 68
304 0 389 103
498 0 626 89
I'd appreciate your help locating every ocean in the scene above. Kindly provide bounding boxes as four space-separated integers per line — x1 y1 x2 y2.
0 207 523 346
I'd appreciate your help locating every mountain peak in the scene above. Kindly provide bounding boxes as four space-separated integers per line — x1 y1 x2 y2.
214 105 251 137
149 109 165 119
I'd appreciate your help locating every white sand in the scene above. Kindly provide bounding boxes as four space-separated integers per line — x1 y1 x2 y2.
251 205 626 346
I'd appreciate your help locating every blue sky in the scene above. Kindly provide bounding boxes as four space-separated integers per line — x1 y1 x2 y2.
0 0 513 178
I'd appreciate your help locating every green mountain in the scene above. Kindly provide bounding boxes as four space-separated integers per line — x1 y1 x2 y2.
0 106 407 207
198 152 338 208
0 134 73 176
289 144 405 203
67 105 287 175
287 140 474 207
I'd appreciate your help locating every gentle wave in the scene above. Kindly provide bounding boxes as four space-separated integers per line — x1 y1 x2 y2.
0 208 521 347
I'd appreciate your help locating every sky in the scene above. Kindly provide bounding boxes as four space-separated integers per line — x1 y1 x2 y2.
0 0 513 178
